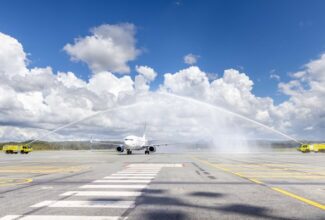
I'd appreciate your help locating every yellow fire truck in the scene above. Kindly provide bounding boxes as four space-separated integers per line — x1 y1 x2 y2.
2 145 33 154
298 143 325 153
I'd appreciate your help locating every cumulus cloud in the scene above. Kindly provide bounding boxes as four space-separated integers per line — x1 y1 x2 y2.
134 65 157 93
0 32 139 141
87 71 134 97
275 54 325 138
184 53 199 65
64 23 140 74
0 33 28 77
162 66 273 124
1 30 325 145
135 65 157 81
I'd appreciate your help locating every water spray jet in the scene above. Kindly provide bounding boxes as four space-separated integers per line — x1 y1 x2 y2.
27 102 145 144
157 92 302 144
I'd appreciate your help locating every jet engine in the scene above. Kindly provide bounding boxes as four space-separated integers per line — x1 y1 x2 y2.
148 146 156 152
116 145 124 152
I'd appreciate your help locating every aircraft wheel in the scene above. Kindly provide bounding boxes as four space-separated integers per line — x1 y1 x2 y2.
145 150 149 155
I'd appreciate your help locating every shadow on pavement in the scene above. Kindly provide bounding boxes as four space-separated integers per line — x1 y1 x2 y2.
189 191 224 198
143 210 188 220
134 193 293 220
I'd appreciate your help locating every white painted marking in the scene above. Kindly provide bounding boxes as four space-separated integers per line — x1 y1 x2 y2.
120 170 158 172
41 186 54 189
124 167 162 170
118 170 160 173
116 172 158 174
93 180 151 183
104 176 154 179
61 191 142 197
80 184 148 189
123 169 161 171
112 174 156 176
0 215 126 220
127 163 183 167
31 200 134 208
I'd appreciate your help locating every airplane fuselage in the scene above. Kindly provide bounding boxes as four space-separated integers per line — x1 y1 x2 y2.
124 135 148 151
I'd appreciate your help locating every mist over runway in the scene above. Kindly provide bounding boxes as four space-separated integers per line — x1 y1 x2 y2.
0 150 324 219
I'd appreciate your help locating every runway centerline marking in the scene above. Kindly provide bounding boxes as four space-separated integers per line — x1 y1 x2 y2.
193 156 325 212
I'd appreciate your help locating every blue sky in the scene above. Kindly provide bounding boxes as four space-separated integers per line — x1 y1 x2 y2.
1 0 325 103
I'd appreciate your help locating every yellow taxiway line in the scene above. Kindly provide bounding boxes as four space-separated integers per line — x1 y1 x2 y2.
193 156 325 211
0 178 33 187
0 166 88 174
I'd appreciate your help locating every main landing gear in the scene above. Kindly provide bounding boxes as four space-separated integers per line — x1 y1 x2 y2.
127 149 132 155
145 150 150 155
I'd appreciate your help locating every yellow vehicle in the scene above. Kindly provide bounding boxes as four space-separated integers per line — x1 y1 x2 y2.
2 145 32 154
298 143 325 153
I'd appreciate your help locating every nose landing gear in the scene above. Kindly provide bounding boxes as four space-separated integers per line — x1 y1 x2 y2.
145 150 150 155
127 149 132 155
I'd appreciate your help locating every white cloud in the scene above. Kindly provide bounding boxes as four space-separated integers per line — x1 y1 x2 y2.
0 33 28 77
57 72 87 88
0 32 139 141
134 75 150 92
1 31 325 145
162 67 272 123
134 65 157 93
275 54 325 139
184 53 199 65
270 73 280 81
64 23 140 74
87 71 134 97
135 65 157 81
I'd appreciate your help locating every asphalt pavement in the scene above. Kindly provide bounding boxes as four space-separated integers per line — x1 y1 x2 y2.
0 150 324 219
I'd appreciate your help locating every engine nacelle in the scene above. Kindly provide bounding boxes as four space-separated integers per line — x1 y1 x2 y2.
116 145 124 152
148 146 156 152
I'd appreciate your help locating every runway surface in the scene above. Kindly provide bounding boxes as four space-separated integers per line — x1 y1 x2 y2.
0 150 324 219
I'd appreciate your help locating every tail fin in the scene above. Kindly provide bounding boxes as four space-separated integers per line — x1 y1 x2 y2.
142 122 147 139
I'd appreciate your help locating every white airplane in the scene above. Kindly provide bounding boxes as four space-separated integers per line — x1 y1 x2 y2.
92 124 169 155
116 135 157 155
116 127 169 154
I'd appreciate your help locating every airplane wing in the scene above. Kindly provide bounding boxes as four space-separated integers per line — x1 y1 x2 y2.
147 140 185 147
89 138 123 150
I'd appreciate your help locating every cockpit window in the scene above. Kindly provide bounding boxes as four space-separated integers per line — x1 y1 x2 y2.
125 139 134 141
